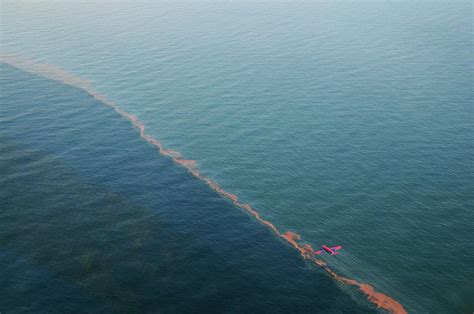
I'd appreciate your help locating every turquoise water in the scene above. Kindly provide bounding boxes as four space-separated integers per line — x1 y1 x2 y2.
1 1 473 313
1 63 371 312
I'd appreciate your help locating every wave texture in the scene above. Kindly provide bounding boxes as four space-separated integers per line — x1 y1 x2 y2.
1 54 407 314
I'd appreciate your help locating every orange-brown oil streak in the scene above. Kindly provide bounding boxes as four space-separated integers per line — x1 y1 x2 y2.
1 54 407 314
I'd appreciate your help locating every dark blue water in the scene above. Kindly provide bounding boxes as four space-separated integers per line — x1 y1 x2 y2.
0 63 374 312
1 2 473 312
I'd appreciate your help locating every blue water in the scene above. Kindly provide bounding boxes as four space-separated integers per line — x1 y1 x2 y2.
1 63 372 312
1 2 473 313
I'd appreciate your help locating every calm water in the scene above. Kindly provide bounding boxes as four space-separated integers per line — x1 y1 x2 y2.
1 63 372 313
1 2 473 313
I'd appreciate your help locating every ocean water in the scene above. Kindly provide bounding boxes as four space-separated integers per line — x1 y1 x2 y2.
1 63 373 313
1 1 473 313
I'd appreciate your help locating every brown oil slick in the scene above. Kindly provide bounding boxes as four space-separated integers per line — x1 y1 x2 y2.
1 54 407 314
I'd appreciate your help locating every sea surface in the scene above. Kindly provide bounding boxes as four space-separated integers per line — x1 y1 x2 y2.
1 1 473 313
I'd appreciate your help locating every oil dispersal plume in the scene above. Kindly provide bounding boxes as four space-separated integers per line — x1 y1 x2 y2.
1 54 407 314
